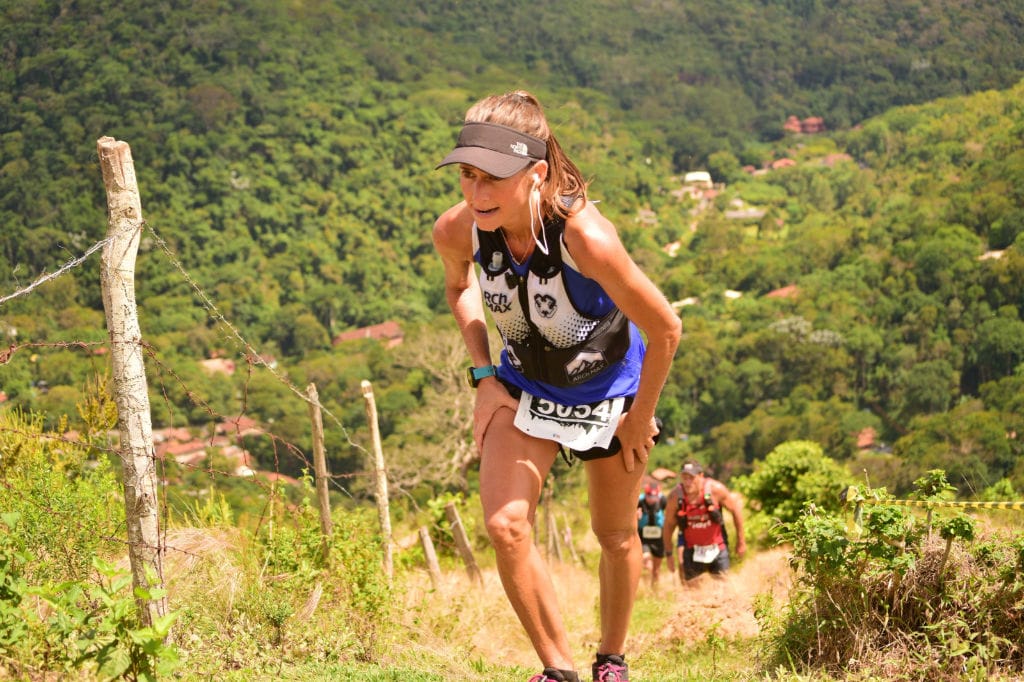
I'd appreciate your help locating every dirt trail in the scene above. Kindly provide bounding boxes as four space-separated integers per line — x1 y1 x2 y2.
450 547 794 671
656 547 792 643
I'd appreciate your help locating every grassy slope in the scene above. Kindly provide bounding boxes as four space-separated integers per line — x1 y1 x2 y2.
166 520 792 681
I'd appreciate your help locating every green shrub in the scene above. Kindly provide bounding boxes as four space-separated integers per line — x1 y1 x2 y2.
0 515 178 680
425 491 480 556
733 440 852 543
760 475 1024 680
0 409 124 583
328 506 394 662
243 478 395 663
0 513 31 671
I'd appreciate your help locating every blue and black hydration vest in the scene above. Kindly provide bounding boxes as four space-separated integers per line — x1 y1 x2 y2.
473 214 640 400
638 494 667 531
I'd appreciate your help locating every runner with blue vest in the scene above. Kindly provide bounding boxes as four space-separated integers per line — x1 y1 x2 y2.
636 482 668 589
433 90 682 682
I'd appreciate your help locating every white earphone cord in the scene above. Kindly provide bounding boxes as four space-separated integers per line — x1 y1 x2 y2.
530 181 549 255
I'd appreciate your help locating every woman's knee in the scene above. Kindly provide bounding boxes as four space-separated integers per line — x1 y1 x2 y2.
592 526 638 557
485 509 534 553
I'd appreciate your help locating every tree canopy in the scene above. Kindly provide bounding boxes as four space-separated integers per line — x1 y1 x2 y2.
2 0 1024 500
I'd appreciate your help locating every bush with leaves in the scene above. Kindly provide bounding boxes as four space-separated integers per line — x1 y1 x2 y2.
240 475 395 663
0 402 124 584
425 491 483 556
0 514 30 673
758 470 1024 680
732 440 852 544
0 514 178 681
328 506 394 662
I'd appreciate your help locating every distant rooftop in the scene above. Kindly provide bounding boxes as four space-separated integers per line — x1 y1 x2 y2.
332 320 403 348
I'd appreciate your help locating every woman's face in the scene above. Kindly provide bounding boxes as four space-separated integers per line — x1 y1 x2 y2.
458 164 534 232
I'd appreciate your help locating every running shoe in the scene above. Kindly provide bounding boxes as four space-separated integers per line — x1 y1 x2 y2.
592 654 629 681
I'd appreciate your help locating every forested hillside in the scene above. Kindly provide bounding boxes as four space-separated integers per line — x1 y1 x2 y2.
2 0 1024 503
664 84 1024 497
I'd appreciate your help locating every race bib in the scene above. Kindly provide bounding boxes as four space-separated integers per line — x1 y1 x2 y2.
693 544 721 564
513 391 625 451
642 525 662 539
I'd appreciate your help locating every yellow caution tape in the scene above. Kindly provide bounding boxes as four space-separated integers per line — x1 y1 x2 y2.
842 488 1024 511
859 499 1024 510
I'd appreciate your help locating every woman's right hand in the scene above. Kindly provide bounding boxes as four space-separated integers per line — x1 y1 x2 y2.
472 377 519 453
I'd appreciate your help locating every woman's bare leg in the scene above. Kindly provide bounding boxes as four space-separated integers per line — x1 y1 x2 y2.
585 455 645 654
478 407 571 670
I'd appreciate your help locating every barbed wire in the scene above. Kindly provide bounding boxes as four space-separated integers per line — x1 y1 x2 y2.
0 216 395 562
1 375 371 507
0 412 375 568
140 339 364 496
0 337 372 500
2 215 382 488
0 340 106 366
0 222 374 474
144 221 369 463
0 421 363 488
0 236 113 307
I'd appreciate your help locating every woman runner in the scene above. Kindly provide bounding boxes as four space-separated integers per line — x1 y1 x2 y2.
433 90 681 682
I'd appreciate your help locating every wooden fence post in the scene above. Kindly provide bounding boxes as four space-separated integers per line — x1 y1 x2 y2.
546 496 563 562
96 136 166 627
360 380 393 581
444 501 482 586
542 486 552 558
561 513 583 567
418 526 443 590
306 383 333 560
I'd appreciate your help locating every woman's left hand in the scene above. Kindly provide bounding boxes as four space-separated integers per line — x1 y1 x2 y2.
616 411 659 472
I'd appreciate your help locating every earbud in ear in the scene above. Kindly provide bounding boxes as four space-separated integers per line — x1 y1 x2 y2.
532 173 541 186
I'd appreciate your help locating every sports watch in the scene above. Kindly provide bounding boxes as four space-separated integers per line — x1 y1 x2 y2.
467 364 498 388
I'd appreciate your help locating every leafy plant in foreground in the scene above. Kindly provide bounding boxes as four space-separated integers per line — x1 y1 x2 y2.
0 406 124 584
32 558 179 681
0 513 31 673
0 516 178 681
761 471 1024 680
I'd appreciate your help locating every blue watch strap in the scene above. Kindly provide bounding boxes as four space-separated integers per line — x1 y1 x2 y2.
468 364 498 387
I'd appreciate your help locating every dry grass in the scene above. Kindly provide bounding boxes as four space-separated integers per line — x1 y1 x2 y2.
161 526 248 617
126 520 1023 681
397 559 601 672
389 545 795 680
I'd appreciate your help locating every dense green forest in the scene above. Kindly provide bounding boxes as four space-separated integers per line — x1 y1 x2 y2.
3 0 1024 504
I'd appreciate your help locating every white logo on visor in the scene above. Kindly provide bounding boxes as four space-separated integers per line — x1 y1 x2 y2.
510 141 529 156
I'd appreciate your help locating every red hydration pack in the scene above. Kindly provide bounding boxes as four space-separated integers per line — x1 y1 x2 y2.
675 480 727 549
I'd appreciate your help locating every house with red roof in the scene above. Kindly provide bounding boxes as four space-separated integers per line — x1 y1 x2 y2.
766 284 800 299
332 320 403 349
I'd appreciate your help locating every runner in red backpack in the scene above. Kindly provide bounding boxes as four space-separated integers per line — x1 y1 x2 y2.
662 460 745 585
